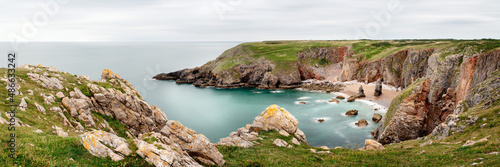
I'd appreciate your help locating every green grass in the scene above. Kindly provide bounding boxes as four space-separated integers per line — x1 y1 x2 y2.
91 112 129 138
218 122 500 167
0 125 152 166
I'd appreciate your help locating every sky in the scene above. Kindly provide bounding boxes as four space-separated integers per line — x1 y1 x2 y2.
0 0 499 42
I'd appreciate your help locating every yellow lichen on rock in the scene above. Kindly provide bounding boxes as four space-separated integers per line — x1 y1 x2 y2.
264 104 279 118
101 69 123 80
264 104 290 119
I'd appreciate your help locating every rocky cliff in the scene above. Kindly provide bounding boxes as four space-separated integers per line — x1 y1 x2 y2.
373 50 500 144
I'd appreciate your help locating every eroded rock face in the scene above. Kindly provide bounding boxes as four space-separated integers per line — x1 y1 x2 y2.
160 120 225 166
297 46 354 80
338 49 434 89
62 88 96 128
375 79 430 144
371 49 500 145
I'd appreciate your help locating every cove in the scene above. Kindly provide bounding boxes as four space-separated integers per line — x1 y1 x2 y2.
146 80 386 148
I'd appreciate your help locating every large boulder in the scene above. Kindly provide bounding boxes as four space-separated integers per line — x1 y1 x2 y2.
355 119 368 127
361 139 384 150
134 139 201 167
81 130 132 161
345 110 358 116
372 113 382 123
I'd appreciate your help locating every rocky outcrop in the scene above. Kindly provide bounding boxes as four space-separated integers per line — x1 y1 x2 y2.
81 130 132 161
159 120 225 166
218 105 307 149
62 88 96 128
54 69 226 166
27 72 64 90
62 69 168 135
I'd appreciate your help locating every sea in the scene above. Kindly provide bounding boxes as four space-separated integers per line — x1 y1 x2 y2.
0 42 386 148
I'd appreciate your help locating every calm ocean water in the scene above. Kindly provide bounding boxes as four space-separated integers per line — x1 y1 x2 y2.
0 42 385 148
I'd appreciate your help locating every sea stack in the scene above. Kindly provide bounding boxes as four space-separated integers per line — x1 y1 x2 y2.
374 78 383 96
357 85 366 97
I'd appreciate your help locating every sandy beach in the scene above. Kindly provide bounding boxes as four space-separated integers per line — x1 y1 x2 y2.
339 81 400 108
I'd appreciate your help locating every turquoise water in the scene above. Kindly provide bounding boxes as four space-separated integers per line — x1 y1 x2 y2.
0 42 385 148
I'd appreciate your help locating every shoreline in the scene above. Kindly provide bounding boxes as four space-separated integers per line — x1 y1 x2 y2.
338 81 400 109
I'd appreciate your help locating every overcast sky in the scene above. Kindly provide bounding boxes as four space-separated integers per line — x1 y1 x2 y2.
0 0 499 42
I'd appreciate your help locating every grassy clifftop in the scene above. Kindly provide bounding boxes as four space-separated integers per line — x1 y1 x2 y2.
214 39 500 73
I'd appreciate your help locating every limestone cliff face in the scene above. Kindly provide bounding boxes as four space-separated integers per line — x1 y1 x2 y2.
374 50 500 144
338 49 433 88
